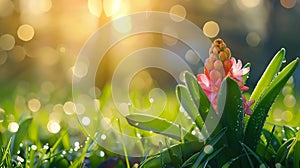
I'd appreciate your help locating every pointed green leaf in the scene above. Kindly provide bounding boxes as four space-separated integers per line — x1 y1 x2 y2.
218 77 244 156
126 114 197 142
11 117 33 154
244 58 299 150
250 48 285 107
242 63 251 85
176 85 206 135
184 71 211 118
181 128 227 168
183 72 221 137
262 128 281 150
240 142 267 166
275 138 294 163
283 125 296 140
292 131 300 168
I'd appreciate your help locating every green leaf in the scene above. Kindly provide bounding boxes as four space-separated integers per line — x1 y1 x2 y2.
240 142 267 166
283 125 296 140
262 128 281 151
184 71 211 118
242 63 251 85
139 141 204 168
181 127 227 168
11 117 33 155
126 114 198 142
275 138 294 163
290 130 300 168
183 72 221 136
176 85 206 136
250 48 285 107
218 77 244 156
244 58 298 150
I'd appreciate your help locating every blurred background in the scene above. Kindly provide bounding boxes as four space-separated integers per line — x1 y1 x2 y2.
0 0 299 142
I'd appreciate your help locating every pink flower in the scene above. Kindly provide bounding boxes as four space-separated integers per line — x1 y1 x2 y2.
197 39 254 115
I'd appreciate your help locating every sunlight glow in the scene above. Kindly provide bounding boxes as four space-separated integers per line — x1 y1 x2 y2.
0 0 14 17
103 0 121 17
88 0 102 18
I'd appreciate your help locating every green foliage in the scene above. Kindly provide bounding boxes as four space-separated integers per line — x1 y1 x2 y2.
245 57 299 150
126 114 198 142
218 77 244 157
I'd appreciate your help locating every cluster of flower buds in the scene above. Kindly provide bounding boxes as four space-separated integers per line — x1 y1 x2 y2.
197 38 254 115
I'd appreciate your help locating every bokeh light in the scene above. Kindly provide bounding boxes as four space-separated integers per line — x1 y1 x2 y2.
0 108 4 122
17 24 35 41
20 0 52 15
47 120 61 134
246 32 261 47
185 49 200 65
283 95 296 107
203 21 220 38
0 51 8 65
88 0 102 18
73 62 89 78
8 122 19 133
9 45 26 62
82 116 91 126
28 98 41 112
241 0 261 8
281 110 293 122
280 0 296 9
169 5 187 22
63 101 76 115
0 34 15 51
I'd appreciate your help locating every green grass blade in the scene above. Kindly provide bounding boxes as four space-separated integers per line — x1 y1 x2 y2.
244 58 299 150
218 77 244 156
126 114 198 142
1 137 12 165
139 141 204 168
70 137 92 167
250 48 285 107
11 117 33 155
240 142 266 166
